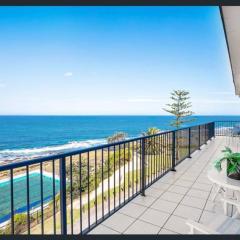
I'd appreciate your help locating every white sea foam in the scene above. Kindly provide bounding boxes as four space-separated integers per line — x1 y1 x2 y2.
0 139 107 162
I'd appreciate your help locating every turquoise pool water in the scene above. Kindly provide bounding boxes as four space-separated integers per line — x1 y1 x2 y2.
0 172 60 223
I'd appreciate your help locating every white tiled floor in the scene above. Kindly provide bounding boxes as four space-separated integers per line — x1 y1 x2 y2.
89 136 240 235
150 198 178 214
124 219 160 234
139 208 170 227
118 202 147 218
100 212 135 233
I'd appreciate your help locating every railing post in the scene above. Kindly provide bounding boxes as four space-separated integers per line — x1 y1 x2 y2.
206 124 208 143
204 124 207 144
141 138 145 196
60 157 67 235
171 131 176 171
188 128 191 158
208 123 211 140
213 122 215 138
198 125 201 150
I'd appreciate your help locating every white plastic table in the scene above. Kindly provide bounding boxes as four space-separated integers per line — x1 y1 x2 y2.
208 168 240 214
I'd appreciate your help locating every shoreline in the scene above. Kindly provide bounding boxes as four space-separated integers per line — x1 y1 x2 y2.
0 125 235 165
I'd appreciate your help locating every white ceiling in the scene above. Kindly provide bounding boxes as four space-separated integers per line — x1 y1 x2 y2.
221 6 240 96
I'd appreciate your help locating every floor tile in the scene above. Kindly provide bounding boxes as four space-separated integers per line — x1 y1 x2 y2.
173 204 202 221
195 177 213 185
158 175 178 184
198 173 209 179
175 162 189 171
139 208 170 227
132 195 156 207
145 188 164 198
119 202 147 218
199 210 216 224
192 182 213 192
187 189 210 199
181 195 206 209
150 199 178 214
124 219 161 234
102 212 135 233
184 170 202 176
158 228 179 234
89 225 120 234
151 182 171 191
179 175 197 182
164 215 190 234
173 179 193 188
160 191 184 203
168 185 189 195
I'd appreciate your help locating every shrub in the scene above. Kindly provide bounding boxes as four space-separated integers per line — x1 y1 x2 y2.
66 158 100 198
107 132 127 144
66 147 132 199
102 147 132 179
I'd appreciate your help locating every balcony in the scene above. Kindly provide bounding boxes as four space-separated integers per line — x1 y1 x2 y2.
0 121 239 235
89 135 239 234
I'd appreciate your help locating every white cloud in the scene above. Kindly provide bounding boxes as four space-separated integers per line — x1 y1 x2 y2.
64 72 73 77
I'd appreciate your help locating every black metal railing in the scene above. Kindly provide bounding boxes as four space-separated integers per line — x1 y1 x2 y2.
215 121 240 136
0 121 219 235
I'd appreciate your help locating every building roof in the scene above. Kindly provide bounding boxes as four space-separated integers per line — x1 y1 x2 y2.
220 6 240 96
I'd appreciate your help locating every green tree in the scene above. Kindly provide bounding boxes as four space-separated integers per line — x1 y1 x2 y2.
142 127 161 155
66 158 100 198
142 127 160 136
102 147 131 179
107 132 127 144
163 90 195 160
163 90 195 129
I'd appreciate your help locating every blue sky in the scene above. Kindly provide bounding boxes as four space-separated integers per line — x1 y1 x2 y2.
0 6 239 115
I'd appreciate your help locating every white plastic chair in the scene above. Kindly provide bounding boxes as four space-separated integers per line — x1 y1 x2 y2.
186 198 240 234
226 125 240 149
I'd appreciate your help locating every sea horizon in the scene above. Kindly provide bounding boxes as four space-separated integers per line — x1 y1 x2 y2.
1 114 240 116
0 115 240 163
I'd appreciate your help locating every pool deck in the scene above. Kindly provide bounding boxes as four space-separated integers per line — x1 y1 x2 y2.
88 136 240 234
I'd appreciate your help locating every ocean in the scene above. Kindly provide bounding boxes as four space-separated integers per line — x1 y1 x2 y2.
0 115 240 162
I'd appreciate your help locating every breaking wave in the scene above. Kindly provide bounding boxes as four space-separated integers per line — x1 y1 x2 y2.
0 139 107 162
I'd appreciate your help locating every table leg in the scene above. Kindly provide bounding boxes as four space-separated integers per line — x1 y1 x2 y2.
236 191 240 202
212 184 222 202
223 188 228 215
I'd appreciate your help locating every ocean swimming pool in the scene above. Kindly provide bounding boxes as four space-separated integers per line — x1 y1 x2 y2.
0 172 60 223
